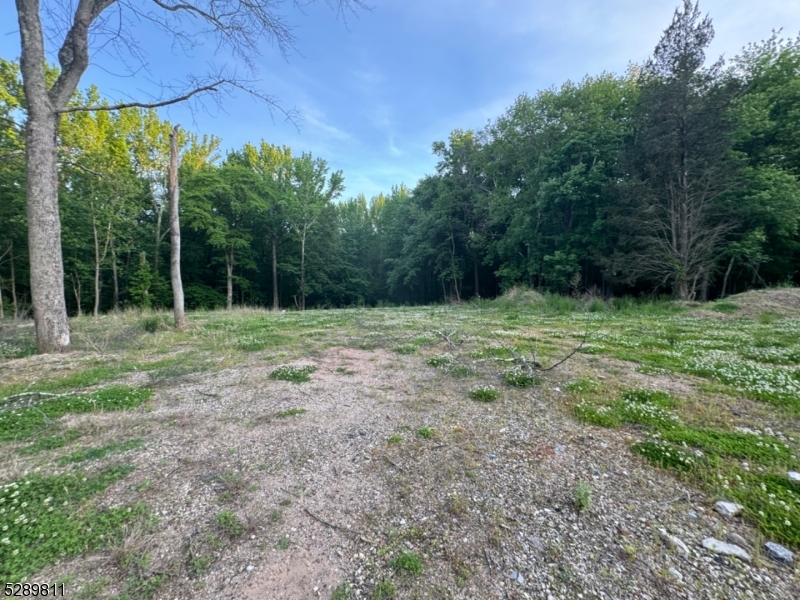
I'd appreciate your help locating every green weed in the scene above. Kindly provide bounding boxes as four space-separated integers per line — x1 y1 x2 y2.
215 510 245 538
0 386 152 443
0 466 142 581
469 385 498 402
371 581 396 599
276 408 307 418
416 427 435 439
573 481 592 512
390 551 423 575
59 439 143 464
269 365 316 383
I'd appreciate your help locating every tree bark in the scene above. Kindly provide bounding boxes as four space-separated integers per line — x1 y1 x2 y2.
226 248 234 310
17 0 71 350
473 256 480 300
111 240 119 310
168 125 186 330
721 256 734 299
10 242 18 319
271 237 279 310
300 231 306 311
92 214 101 319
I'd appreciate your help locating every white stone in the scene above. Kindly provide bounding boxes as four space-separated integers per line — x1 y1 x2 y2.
701 538 752 562
667 567 683 581
658 528 690 557
788 471 800 484
714 501 744 517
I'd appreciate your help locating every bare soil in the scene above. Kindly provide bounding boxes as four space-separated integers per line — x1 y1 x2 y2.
16 343 800 599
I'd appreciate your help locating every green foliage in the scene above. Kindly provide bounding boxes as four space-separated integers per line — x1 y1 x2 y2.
215 510 245 538
371 581 396 600
59 439 143 464
469 385 498 402
0 386 152 442
0 466 141 581
573 481 592 511
416 427 435 439
269 365 316 383
387 434 403 444
503 367 539 388
390 551 423 575
332 583 352 600
276 408 307 418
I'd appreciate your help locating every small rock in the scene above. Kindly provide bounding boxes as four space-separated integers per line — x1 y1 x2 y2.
701 538 751 562
517 573 525 584
658 528 690 557
725 532 749 548
764 541 794 564
509 570 518 580
715 501 744 517
246 565 255 572
788 471 800 484
686 511 698 519
667 567 683 582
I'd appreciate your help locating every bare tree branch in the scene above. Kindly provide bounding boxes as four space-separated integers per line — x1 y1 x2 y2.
55 80 224 113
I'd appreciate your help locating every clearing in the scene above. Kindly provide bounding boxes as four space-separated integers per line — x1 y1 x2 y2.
1 291 799 599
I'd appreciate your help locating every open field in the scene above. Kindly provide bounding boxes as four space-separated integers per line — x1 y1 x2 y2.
1 290 799 599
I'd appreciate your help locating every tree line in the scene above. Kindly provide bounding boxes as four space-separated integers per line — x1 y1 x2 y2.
2 1 799 324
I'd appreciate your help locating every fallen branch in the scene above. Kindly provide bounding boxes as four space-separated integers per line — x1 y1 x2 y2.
303 507 375 544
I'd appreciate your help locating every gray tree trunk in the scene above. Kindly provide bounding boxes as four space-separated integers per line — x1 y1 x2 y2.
271 238 279 310
168 125 186 330
17 0 71 351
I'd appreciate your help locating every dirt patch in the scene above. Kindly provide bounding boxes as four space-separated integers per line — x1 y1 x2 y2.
17 344 800 599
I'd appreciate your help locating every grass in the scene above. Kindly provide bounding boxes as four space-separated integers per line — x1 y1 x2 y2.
59 439 143 464
416 427 435 439
371 580 396 599
390 551 423 575
269 364 317 383
215 510 245 538
469 385 498 402
573 481 592 512
0 386 152 443
2 291 800 586
0 465 143 581
277 408 307 418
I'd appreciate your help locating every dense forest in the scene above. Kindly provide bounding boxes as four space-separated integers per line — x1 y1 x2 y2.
1 4 799 316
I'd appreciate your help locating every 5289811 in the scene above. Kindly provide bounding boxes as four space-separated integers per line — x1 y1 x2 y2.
4 583 66 596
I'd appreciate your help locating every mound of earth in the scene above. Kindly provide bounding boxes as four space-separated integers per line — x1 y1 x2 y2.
701 288 800 319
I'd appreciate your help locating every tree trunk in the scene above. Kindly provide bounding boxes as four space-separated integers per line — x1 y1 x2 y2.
10 242 18 319
154 203 163 272
23 105 71 350
300 232 306 311
72 271 82 316
271 237 279 310
92 214 101 319
17 0 71 352
473 257 480 299
226 248 233 311
721 256 734 299
111 241 119 310
168 125 186 330
0 275 4 319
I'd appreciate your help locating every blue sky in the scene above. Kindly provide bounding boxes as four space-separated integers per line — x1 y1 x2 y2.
2 0 800 199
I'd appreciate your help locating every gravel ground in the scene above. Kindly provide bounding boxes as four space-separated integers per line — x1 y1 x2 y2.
21 345 800 599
